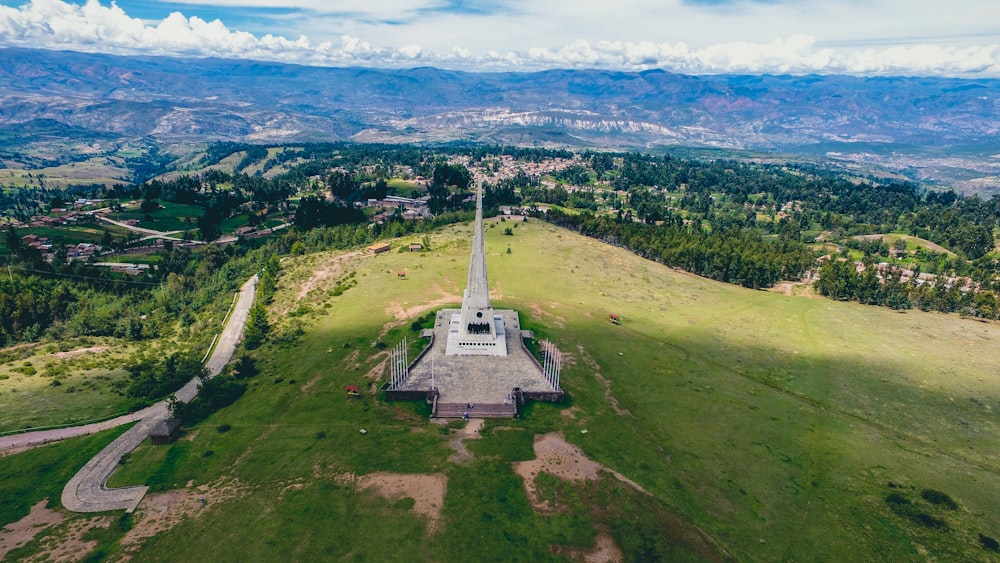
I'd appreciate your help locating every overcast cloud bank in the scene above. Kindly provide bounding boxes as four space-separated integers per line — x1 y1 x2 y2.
0 0 998 76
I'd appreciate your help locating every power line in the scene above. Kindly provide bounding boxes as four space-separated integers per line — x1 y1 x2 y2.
5 265 163 286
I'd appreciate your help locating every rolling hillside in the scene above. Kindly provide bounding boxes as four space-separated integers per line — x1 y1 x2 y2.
3 218 1000 560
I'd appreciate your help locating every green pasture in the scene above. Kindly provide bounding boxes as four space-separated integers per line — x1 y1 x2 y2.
116 201 203 232
387 177 424 196
5 218 1000 560
851 233 957 258
0 341 137 433
219 214 253 234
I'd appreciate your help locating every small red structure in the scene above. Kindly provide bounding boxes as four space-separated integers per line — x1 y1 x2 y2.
609 313 620 325
397 271 407 279
345 385 360 396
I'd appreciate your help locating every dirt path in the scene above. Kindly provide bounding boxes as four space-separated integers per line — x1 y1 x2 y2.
446 418 484 463
574 345 631 417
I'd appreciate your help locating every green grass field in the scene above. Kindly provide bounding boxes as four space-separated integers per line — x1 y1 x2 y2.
114 201 203 232
387 177 424 196
0 426 130 530
4 218 1000 560
0 341 138 433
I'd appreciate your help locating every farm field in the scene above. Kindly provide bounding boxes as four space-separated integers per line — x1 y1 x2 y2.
4 218 1000 560
113 201 203 233
0 156 129 189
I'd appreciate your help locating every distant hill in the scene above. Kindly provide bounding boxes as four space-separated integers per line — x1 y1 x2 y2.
1 46 999 190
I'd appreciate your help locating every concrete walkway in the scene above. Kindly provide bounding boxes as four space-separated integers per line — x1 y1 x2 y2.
56 274 258 513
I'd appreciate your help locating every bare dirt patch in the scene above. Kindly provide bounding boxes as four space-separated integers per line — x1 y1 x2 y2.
300 373 323 392
513 433 648 513
384 283 460 323
295 250 363 301
51 346 109 360
119 480 248 556
0 499 65 559
552 529 624 563
769 282 816 299
34 515 112 563
356 472 447 532
560 406 580 420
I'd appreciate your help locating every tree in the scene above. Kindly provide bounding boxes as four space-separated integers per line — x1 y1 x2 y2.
243 302 269 350
892 237 908 255
4 227 20 252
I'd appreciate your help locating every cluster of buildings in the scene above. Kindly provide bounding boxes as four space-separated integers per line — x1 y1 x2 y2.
20 234 103 263
367 195 432 223
856 261 977 292
814 254 978 293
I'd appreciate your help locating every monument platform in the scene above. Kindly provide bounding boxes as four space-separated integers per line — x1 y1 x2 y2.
391 308 562 415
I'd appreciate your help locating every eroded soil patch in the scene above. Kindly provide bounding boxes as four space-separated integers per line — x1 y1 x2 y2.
0 499 65 559
356 472 447 532
552 530 624 563
51 346 109 360
513 432 647 513
119 480 248 556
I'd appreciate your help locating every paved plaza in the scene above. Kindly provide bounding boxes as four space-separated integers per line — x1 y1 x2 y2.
397 308 556 405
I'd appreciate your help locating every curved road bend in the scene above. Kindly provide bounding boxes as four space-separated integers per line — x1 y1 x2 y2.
52 274 258 513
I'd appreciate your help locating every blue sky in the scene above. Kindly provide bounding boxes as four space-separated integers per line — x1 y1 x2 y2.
0 0 998 75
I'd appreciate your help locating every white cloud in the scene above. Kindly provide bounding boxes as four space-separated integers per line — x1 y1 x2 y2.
0 0 998 76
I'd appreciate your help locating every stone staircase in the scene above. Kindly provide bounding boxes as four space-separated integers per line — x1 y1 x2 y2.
434 402 516 419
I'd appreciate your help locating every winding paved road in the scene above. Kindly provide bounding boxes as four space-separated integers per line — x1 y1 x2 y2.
0 275 259 512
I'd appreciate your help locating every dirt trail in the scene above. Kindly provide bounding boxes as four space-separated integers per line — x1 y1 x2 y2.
446 418 484 463
575 345 631 417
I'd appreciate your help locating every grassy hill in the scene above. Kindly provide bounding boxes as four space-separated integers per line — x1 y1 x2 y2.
4 218 1000 560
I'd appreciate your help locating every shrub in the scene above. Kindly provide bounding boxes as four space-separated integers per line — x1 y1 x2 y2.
921 489 958 510
979 534 999 552
915 513 948 530
886 493 910 505
216 424 232 433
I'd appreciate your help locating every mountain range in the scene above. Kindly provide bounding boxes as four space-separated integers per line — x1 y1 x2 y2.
1 46 999 190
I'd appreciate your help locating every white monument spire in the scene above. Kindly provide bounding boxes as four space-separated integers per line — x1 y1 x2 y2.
445 184 508 356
